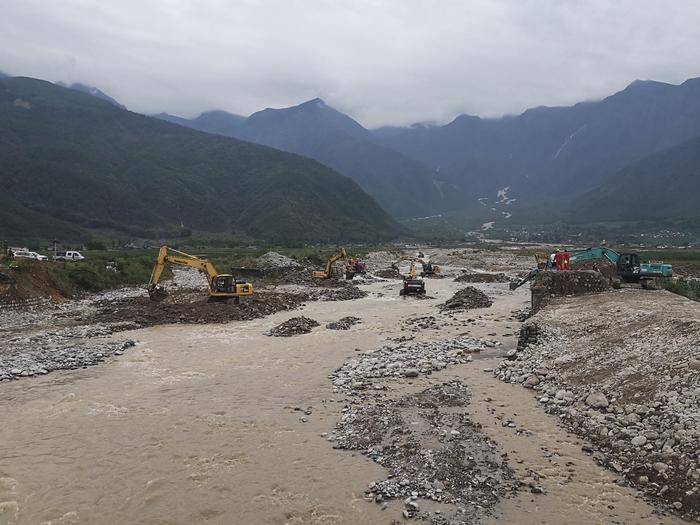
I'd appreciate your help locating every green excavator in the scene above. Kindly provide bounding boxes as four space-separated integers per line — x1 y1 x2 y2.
510 246 672 290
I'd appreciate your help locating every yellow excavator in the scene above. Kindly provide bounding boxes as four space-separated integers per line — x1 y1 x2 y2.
393 255 441 277
313 247 348 279
148 246 253 303
391 256 426 296
313 248 368 280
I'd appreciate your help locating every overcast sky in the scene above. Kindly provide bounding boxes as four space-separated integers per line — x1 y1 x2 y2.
2 0 700 127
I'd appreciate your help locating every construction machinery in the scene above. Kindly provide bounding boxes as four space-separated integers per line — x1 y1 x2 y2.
510 246 672 290
394 255 441 277
345 257 368 279
148 246 253 303
313 248 368 280
392 257 426 296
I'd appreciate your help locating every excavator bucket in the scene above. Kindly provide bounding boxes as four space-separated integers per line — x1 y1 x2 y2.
148 287 169 302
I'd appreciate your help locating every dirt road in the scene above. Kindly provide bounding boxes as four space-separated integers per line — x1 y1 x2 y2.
0 264 688 524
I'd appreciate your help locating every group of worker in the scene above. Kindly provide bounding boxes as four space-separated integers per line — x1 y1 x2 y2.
549 248 571 271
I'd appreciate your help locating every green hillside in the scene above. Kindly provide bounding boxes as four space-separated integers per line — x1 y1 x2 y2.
572 135 700 222
0 77 400 243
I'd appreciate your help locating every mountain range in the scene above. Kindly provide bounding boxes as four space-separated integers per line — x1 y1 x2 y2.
157 100 465 218
2 70 700 243
0 77 399 243
154 77 700 229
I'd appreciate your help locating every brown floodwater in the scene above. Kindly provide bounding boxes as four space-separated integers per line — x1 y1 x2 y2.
0 276 685 524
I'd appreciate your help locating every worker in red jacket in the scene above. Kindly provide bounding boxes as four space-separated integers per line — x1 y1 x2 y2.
554 249 564 270
562 249 571 270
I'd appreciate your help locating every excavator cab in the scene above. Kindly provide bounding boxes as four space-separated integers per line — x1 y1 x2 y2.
616 253 641 282
397 261 426 296
345 258 368 280
212 274 235 293
420 261 441 276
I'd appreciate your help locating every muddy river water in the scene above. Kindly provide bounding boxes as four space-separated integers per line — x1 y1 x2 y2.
0 276 686 524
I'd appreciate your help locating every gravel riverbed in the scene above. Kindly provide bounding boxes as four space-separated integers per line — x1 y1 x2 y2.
327 336 516 524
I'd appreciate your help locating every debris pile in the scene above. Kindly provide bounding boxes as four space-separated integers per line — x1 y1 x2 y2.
334 382 517 524
454 272 511 283
95 291 308 327
494 289 700 520
402 315 440 331
530 270 610 313
256 251 302 269
440 287 493 311
1 324 136 381
330 336 496 392
318 285 367 301
374 267 402 279
164 267 207 291
267 316 320 337
329 333 513 524
326 316 361 330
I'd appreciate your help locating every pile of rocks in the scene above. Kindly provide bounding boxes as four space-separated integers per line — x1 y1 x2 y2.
330 336 497 393
440 287 493 311
256 251 302 269
530 270 610 313
1 323 136 381
326 316 361 330
267 316 320 337
330 378 515 523
373 267 402 279
402 315 440 331
317 285 367 302
454 272 511 283
164 267 208 291
494 290 700 520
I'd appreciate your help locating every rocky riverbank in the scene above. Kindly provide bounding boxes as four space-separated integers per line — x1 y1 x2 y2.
494 288 700 521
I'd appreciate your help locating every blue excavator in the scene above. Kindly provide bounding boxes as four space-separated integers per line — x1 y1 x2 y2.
510 246 672 290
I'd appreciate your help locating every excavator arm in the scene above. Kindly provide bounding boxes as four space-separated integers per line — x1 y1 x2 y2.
392 255 440 277
148 245 169 293
148 246 253 301
569 247 620 266
148 246 219 292
313 248 348 279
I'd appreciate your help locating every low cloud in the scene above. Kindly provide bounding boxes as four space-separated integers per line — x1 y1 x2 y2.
1 0 699 127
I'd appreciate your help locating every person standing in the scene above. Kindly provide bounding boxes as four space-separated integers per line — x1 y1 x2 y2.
554 249 564 271
562 249 571 270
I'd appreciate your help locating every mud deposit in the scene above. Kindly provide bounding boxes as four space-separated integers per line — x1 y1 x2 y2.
334 381 517 524
93 290 307 327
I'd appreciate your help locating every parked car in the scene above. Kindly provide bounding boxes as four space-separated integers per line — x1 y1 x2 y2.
12 250 48 261
53 251 85 261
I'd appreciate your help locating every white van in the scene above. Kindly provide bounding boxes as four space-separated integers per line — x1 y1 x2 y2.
12 250 48 261
54 251 85 261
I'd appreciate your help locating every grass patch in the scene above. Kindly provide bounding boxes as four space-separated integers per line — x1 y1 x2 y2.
47 251 159 296
659 278 700 302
